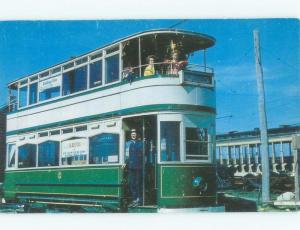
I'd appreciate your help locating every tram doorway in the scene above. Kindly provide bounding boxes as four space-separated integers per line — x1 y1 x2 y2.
123 115 157 206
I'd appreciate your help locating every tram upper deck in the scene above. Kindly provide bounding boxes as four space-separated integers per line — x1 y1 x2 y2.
7 29 216 135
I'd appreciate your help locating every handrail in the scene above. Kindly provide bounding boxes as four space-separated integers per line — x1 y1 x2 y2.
122 62 213 80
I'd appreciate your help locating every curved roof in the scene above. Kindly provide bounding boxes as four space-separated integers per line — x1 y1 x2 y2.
8 29 215 85
112 28 216 50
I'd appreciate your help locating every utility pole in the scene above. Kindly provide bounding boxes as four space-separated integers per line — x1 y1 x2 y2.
253 30 270 204
292 135 300 201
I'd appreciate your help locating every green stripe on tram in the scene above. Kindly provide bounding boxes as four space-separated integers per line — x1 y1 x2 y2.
6 104 215 136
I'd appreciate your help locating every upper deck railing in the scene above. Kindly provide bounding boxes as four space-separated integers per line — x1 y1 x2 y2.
122 62 213 79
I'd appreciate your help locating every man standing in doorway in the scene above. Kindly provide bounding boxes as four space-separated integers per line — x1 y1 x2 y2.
126 129 143 207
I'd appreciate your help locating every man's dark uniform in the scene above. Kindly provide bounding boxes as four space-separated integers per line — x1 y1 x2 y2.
128 140 143 202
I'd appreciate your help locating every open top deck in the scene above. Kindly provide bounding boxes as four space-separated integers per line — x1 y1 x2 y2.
7 29 215 113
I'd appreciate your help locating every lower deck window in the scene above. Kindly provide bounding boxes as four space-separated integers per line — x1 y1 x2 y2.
185 127 209 160
89 133 119 164
18 144 36 168
61 138 88 165
160 121 180 161
38 141 59 167
7 143 16 168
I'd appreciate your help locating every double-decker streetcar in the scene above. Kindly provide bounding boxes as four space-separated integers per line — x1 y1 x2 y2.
3 29 222 212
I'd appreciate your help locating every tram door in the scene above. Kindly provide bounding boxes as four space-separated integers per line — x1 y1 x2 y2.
123 115 157 206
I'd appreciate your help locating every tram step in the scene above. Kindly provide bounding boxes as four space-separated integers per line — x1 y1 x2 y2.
128 205 158 213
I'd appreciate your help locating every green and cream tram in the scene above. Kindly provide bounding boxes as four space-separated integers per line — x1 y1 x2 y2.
4 29 222 212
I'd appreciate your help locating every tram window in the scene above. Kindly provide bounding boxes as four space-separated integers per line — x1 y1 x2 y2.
89 60 103 88
185 127 209 160
106 46 119 55
75 57 88 65
19 85 28 108
91 52 102 60
160 121 180 161
61 138 88 165
39 76 61 101
63 62 74 70
50 130 60 136
29 82 38 105
7 143 16 168
51 67 61 75
20 79 28 85
105 54 119 84
75 125 87 132
62 128 73 134
40 71 50 78
38 132 49 137
89 133 119 164
30 75 38 82
38 141 59 167
62 65 87 95
18 144 37 168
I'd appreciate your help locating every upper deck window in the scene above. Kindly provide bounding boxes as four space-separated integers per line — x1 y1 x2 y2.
63 62 74 70
29 82 38 105
39 76 61 101
106 46 119 55
89 60 103 88
30 75 38 82
75 57 88 65
91 52 102 60
105 53 119 84
40 71 50 78
51 67 61 75
20 79 28 85
62 65 87 95
19 85 28 108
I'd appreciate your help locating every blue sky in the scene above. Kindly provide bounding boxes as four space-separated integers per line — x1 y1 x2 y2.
0 19 299 133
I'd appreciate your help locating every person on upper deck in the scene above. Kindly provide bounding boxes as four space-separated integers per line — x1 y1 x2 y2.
143 55 156 77
167 51 188 75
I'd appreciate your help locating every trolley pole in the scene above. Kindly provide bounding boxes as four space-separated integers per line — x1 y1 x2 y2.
253 30 270 204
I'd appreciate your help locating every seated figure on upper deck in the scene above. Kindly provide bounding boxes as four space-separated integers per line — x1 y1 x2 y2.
165 51 188 75
143 55 156 77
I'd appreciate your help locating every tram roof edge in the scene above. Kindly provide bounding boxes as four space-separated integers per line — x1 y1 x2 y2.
7 28 216 86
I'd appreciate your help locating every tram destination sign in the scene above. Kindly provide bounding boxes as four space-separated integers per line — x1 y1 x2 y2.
39 76 61 92
179 70 214 87
61 138 88 158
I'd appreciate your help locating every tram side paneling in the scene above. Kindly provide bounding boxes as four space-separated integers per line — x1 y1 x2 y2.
157 164 216 207
4 166 124 209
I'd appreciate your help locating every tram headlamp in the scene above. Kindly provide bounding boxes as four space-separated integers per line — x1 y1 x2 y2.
192 176 208 194
192 176 203 187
